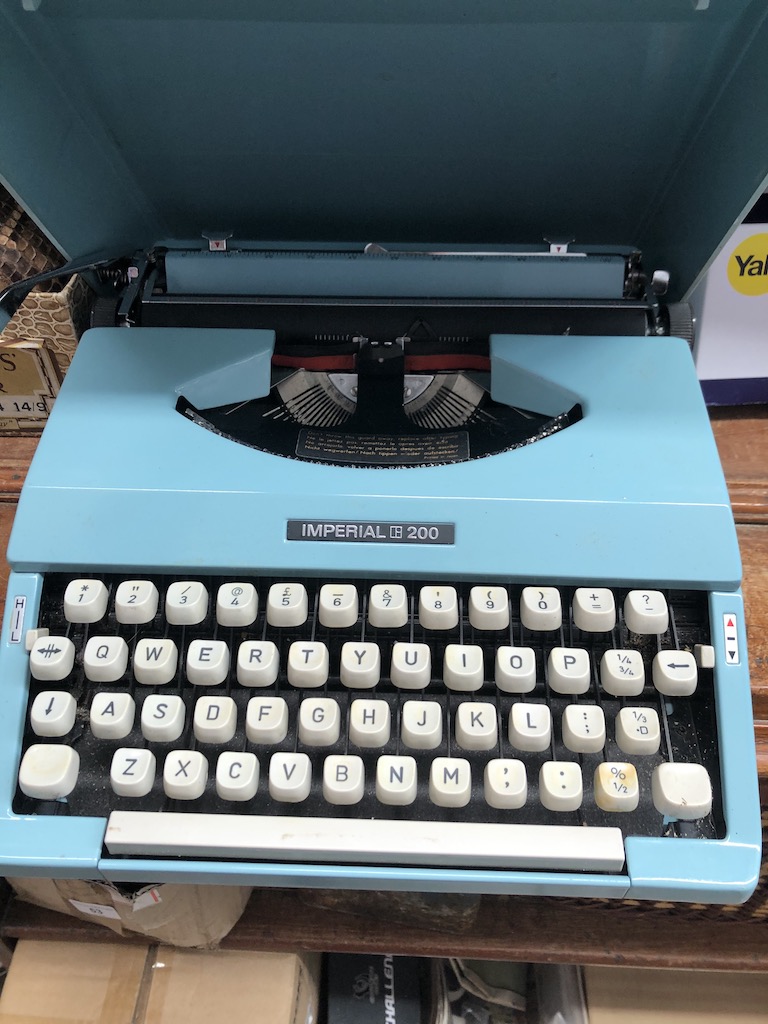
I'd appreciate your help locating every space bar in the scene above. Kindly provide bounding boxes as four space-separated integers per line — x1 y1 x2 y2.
105 813 626 872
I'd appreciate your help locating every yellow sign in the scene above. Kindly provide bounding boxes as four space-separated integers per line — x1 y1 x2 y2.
727 232 768 296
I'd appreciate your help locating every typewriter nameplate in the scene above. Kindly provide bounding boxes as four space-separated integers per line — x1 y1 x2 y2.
287 520 455 544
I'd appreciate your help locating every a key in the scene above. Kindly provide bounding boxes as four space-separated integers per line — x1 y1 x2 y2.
547 647 591 695
615 706 661 755
652 651 697 696
651 762 712 819
186 639 230 686
400 700 442 749
484 759 527 809
111 748 156 798
236 640 279 687
165 581 208 626
83 636 129 683
418 586 458 630
509 703 552 752
572 588 616 632
594 762 640 812
163 750 208 800
29 636 75 682
18 744 79 800
443 644 484 691
245 697 289 744
318 584 359 628
216 752 259 802
340 642 381 689
495 646 537 693
599 649 645 697
90 692 136 739
349 699 391 747
368 584 409 629
115 580 159 624
287 642 329 688
562 704 606 753
193 696 237 743
390 642 431 689
376 755 417 806
30 691 77 737
624 590 669 635
298 698 341 746
468 586 509 631
269 752 312 802
266 583 308 627
133 638 178 686
539 761 583 812
323 755 365 805
63 579 108 623
455 702 498 750
140 694 186 743
519 587 562 631
216 583 258 627
429 757 471 808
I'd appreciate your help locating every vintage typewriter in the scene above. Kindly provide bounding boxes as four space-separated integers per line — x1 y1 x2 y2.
0 1 765 902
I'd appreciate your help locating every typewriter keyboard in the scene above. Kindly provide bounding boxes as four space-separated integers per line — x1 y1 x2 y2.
15 574 723 872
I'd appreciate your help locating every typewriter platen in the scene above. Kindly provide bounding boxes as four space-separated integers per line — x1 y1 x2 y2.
0 1 766 903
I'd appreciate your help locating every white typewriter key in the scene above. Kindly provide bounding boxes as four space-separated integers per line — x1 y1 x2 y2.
269 752 312 802
165 581 208 626
186 639 230 686
287 641 329 688
594 762 640 812
18 744 79 800
340 642 381 689
520 587 562 631
266 583 308 627
376 755 417 805
246 697 289 744
572 588 616 632
83 636 129 683
368 584 409 629
29 636 75 682
298 698 341 746
349 699 391 747
236 640 279 687
390 642 431 689
90 692 136 739
509 702 552 752
455 701 498 751
163 750 208 800
430 757 471 808
495 646 537 693
323 755 365 805
547 647 591 694
651 762 712 820
615 706 661 755
111 748 156 798
484 758 527 809
216 582 258 627
694 644 716 670
193 696 237 744
599 649 645 697
319 583 359 628
140 694 185 743
216 752 259 802
624 590 669 635
400 700 443 749
133 638 178 686
115 580 159 624
418 586 459 630
443 644 484 691
652 650 698 696
468 586 510 631
539 761 583 812
63 578 108 623
24 628 49 652
562 704 606 754
30 691 77 737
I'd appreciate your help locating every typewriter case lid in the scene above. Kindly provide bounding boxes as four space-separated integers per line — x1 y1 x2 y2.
1 0 768 303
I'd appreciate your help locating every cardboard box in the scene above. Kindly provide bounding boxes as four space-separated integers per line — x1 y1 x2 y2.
0 275 92 430
0 941 321 1024
6 877 251 949
584 965 768 1023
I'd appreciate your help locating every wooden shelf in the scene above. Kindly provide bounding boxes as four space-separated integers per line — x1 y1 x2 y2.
1 408 767 968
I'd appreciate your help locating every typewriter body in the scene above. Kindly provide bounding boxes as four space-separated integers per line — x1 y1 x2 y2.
1 1 766 902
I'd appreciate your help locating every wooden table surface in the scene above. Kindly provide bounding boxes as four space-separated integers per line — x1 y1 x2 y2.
1 409 767 970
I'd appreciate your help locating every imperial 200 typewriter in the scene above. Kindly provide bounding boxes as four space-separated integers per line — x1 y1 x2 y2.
0 1 765 903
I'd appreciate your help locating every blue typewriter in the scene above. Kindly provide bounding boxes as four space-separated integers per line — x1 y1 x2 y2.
0 1 765 902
